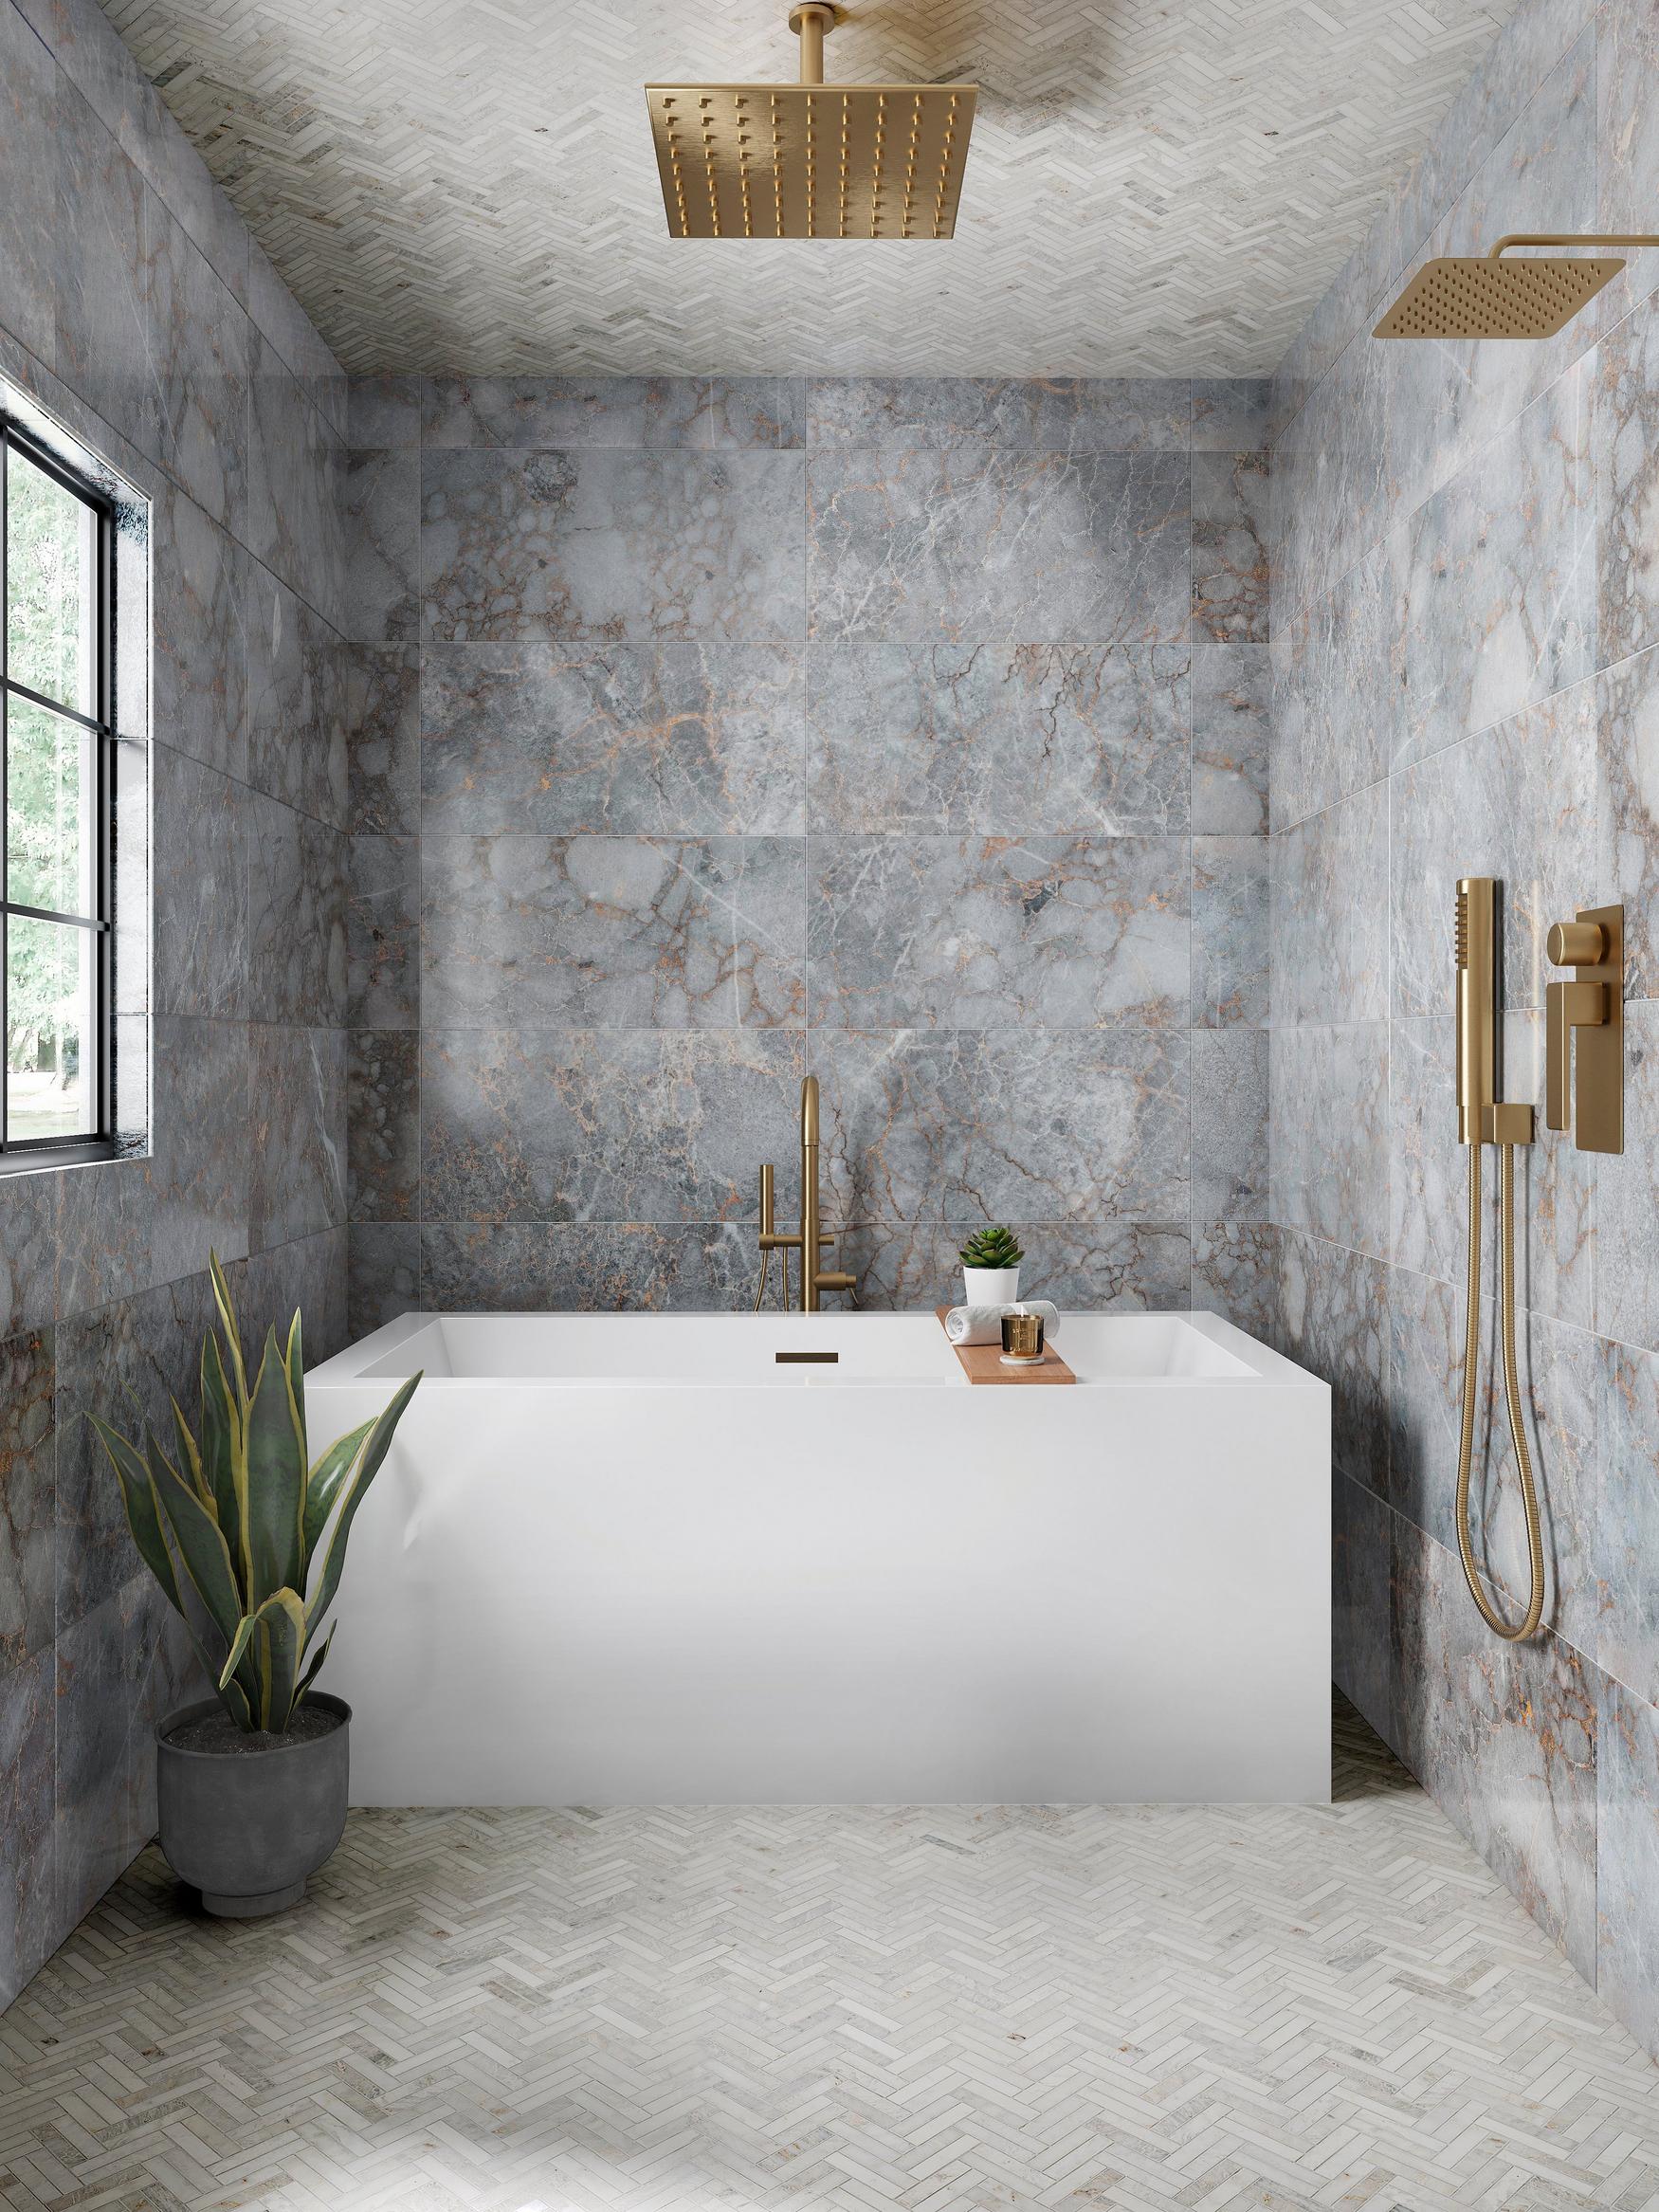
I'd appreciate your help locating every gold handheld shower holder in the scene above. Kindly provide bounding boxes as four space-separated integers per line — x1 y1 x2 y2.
1375 232 1659 340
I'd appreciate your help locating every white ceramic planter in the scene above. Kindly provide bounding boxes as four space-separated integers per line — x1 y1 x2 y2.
962 1267 1020 1305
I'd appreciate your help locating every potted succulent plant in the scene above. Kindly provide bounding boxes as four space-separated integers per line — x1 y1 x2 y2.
88 1255 420 1918
959 1225 1024 1306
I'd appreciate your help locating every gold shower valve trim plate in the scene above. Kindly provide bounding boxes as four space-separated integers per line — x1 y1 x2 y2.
1375 232 1659 339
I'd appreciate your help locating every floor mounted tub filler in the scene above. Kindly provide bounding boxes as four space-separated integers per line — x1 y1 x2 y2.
306 1311 1331 1805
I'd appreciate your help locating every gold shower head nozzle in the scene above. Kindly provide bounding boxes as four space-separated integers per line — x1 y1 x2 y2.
646 5 977 240
1373 233 1659 340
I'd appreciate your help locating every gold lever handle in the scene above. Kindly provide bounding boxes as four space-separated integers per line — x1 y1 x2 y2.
1544 979 1606 1130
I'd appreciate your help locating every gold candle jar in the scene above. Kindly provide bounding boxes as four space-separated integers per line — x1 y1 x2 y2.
999 1309 1045 1364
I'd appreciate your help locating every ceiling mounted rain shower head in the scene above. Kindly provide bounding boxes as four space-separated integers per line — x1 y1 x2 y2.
1374 233 1659 339
645 4 978 240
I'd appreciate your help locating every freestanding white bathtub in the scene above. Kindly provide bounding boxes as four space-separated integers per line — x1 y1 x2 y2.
306 1310 1330 1805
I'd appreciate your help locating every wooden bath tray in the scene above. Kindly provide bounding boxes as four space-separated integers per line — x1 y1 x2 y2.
935 1308 1076 1385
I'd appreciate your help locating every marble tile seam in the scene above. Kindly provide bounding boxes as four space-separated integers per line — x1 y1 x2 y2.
1347 1452 1654 1782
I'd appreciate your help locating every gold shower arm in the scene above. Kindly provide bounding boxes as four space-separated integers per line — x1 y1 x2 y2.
1487 232 1659 257
788 3 843 85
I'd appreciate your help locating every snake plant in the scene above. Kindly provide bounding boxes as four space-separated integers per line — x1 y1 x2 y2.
88 1254 420 1734
958 1225 1024 1271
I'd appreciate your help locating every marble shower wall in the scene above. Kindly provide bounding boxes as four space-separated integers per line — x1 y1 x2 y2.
1268 0 1659 2062
342 375 1272 1325
0 0 349 2008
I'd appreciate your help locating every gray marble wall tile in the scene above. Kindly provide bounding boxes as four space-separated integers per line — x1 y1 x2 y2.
53 1269 217 1636
1191 452 1268 645
423 1029 804 1227
808 641 1189 836
53 77 153 459
0 2 61 372
1594 1340 1659 1711
1192 1028 1268 1234
420 1219 793 1315
1390 676 1602 1021
349 1032 420 1224
1271 782 1389 1028
1191 1222 1278 1342
345 447 420 644
1394 359 1594 775
1193 380 1276 454
0 1642 55 2010
148 195 250 539
0 1328 56 1674
1277 1229 1388 1496
808 449 1190 647
805 378 1192 453
843 1214 1193 1317
1601 264 1659 667
1333 1471 1393 1742
1192 644 1268 836
422 642 806 836
248 331 346 628
247 795 349 1027
246 570 350 831
1598 0 1659 305
149 748 244 1027
151 484 248 783
1596 1673 1659 2062
1268 1024 1390 1262
423 448 805 644
1594 643 1659 999
0 1172 58 1342
52 1573 197 1941
1192 837 1267 1029
245 241 345 438
233 1225 349 1367
347 645 421 838
1595 999 1659 1355
349 1222 421 1338
424 375 705 450
817 1026 1189 1305
1390 1520 1597 1979
424 834 805 1033
349 372 422 449
57 1015 251 1314
347 834 420 1030
249 1026 347 1251
1269 538 1393 832
698 378 806 451
811 835 1188 1033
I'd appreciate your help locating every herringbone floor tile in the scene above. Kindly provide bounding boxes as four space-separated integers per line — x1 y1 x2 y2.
3 1699 1656 2212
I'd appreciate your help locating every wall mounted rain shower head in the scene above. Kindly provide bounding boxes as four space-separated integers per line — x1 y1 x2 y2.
645 5 977 240
1374 232 1659 339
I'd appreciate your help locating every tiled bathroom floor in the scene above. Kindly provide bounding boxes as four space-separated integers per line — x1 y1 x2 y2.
2 1699 1655 2212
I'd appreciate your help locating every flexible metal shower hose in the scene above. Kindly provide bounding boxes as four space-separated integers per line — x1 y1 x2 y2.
1455 1142 1545 1639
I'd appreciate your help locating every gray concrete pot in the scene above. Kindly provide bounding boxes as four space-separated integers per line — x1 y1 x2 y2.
155 1693 350 1917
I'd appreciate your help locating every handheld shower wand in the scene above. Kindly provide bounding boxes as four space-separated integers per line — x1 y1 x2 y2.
1453 879 1544 1640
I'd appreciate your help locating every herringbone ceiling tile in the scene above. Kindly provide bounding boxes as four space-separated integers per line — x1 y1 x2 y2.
98 0 1519 376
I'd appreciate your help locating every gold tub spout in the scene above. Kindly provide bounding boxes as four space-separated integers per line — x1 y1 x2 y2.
757 1075 857 1311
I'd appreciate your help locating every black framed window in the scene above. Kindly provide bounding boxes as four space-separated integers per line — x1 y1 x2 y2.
1 422 114 1162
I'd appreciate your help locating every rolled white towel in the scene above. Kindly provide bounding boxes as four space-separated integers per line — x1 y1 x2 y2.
944 1300 1061 1347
